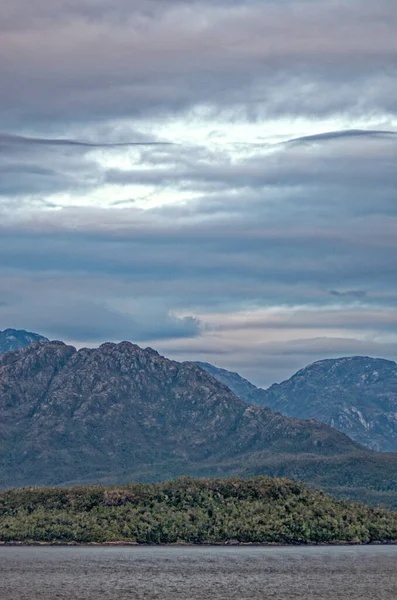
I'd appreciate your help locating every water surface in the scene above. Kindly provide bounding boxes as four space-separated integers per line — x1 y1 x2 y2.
1 545 396 599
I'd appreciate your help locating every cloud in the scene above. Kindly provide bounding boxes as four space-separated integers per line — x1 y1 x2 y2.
285 129 397 145
2 127 396 207
0 1 396 129
330 290 367 299
0 275 201 343
0 132 172 198
0 0 396 385
0 162 396 386
0 132 168 148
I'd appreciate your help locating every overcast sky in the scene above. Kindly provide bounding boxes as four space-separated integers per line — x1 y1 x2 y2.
1 0 396 386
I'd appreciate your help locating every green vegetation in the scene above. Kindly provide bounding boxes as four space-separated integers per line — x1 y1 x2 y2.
1 477 396 545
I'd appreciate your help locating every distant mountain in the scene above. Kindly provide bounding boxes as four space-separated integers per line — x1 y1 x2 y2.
194 362 263 404
0 328 49 354
262 357 397 452
1 341 397 506
197 357 397 453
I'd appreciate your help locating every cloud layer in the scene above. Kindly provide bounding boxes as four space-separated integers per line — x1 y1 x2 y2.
1 1 396 128
1 0 396 385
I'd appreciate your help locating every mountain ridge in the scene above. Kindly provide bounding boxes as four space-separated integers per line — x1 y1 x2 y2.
198 357 397 452
1 331 396 454
1 341 396 506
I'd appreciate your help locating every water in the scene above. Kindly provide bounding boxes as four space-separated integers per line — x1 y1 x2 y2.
0 545 396 599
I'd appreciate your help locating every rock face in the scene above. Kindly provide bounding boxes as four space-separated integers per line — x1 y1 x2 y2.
1 342 397 506
198 357 397 453
0 328 49 354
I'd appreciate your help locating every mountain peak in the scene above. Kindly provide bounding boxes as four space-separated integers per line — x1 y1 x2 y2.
0 328 49 355
262 356 397 452
301 355 396 370
291 356 397 385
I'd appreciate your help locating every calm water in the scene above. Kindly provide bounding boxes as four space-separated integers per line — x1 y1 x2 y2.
0 545 396 599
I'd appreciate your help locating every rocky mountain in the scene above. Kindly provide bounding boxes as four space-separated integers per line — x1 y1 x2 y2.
1 342 397 506
0 328 49 354
198 357 397 453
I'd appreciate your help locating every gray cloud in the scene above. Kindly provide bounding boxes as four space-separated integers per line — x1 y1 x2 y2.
0 133 168 148
0 275 201 343
286 130 397 145
2 127 396 205
0 0 396 384
1 131 396 299
1 146 396 384
105 132 397 203
0 132 172 197
0 1 396 129
330 290 367 299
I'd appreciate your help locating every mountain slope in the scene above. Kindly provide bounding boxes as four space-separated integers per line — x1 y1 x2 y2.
198 358 397 453
0 342 396 506
0 328 49 354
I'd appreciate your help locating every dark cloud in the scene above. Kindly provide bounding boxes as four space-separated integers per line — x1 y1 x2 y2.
285 129 397 145
0 133 169 148
330 290 367 299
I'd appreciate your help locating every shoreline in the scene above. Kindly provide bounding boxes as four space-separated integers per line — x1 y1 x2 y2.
1 540 397 548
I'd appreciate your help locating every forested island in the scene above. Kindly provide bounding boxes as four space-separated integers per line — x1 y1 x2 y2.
1 477 397 545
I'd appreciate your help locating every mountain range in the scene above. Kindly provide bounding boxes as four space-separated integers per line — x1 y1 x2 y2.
0 339 396 507
196 358 397 452
3 332 396 454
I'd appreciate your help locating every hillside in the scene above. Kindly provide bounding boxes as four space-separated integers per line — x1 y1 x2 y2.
198 358 397 453
0 328 48 354
0 342 396 506
1 477 396 545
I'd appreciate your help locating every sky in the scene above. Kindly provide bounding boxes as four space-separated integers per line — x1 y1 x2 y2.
0 0 396 387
